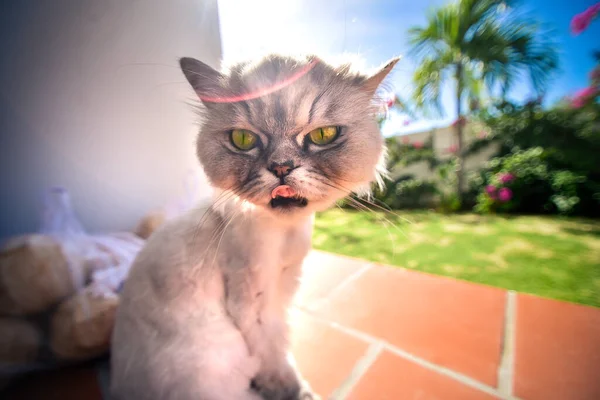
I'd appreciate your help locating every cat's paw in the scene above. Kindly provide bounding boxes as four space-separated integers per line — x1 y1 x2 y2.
251 372 301 400
251 376 320 400
298 387 320 400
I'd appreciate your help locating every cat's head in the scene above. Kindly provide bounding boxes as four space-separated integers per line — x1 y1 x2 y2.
180 54 398 218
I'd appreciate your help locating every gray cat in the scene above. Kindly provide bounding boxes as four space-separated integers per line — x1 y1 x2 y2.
110 54 398 400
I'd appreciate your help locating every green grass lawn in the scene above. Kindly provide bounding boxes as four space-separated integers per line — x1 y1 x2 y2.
313 209 600 307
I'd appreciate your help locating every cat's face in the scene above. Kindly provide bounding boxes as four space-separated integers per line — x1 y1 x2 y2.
180 54 397 218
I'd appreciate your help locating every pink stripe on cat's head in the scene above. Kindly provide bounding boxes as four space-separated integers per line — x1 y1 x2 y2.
198 59 318 104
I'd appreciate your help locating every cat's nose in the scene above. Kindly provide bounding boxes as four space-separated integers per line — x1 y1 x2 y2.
268 161 295 178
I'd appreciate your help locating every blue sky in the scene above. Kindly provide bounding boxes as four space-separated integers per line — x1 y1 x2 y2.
218 0 599 136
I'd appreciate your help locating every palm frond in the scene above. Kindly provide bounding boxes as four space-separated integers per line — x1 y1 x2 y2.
412 53 454 117
468 15 558 96
408 0 558 109
462 63 486 107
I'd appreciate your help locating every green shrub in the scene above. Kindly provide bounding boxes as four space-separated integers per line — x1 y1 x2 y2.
435 158 462 213
373 175 437 209
394 177 438 208
467 87 600 217
473 147 594 215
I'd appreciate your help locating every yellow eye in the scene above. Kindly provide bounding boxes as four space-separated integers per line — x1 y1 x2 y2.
308 126 339 145
230 129 258 151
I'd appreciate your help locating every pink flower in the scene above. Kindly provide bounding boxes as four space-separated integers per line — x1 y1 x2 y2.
385 95 396 109
478 130 489 139
571 3 600 35
571 14 591 35
571 86 598 108
413 141 424 149
447 144 458 154
498 187 513 202
499 173 515 184
572 97 586 108
402 136 410 144
403 119 411 126
575 86 597 98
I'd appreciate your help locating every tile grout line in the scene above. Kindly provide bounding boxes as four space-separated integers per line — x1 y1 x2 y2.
295 307 505 399
383 344 502 399
304 263 372 311
329 342 384 400
498 290 517 399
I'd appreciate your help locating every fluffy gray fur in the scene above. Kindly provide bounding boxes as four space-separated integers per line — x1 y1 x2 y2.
110 54 398 400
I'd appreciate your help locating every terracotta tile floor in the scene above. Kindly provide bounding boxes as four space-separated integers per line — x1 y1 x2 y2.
292 251 600 400
3 250 600 400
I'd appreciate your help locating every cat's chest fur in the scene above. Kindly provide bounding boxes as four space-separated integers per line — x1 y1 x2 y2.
244 220 312 270
223 212 313 282
167 205 314 314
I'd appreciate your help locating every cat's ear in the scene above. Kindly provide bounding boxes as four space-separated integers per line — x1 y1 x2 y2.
179 57 226 102
362 56 401 95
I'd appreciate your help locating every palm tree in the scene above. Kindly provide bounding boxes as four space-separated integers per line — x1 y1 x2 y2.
408 0 558 203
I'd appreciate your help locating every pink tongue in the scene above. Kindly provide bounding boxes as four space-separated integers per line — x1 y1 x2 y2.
271 185 296 199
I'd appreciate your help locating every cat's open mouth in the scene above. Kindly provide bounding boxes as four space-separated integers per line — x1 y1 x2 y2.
269 185 308 209
269 195 308 209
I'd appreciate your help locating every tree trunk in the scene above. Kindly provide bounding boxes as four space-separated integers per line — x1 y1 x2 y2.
455 62 465 206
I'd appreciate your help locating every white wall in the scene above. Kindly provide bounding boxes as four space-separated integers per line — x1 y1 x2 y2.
0 1 221 239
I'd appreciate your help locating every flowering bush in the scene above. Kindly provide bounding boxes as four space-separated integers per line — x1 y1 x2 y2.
571 3 600 35
498 173 515 184
569 3 600 108
498 187 513 202
571 86 598 108
475 168 518 213
485 185 497 199
467 49 600 215
472 143 596 215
